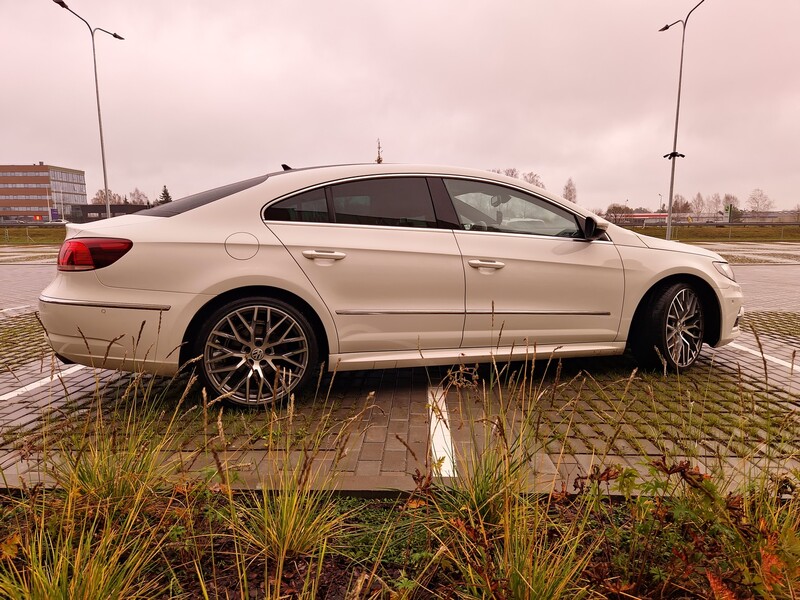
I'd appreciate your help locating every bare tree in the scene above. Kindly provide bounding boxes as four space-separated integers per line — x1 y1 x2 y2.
605 203 632 223
723 193 739 208
375 138 383 164
488 168 547 189
708 192 722 215
672 194 691 215
522 171 546 189
690 193 705 219
90 189 123 205
746 188 774 217
562 178 577 203
793 203 800 223
128 188 150 205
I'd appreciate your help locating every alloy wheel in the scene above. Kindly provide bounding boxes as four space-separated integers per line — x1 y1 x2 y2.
664 287 704 368
203 304 309 404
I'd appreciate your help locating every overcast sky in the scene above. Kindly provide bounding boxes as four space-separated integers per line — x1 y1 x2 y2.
2 0 799 212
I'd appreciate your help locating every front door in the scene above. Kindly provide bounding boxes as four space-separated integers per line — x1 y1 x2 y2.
443 177 624 350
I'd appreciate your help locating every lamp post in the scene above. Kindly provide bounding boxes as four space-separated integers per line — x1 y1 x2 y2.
659 0 707 241
52 0 123 220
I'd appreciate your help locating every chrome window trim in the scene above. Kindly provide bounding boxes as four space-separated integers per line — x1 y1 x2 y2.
261 172 587 220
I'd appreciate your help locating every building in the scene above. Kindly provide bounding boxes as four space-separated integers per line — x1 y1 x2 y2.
71 203 148 223
0 162 87 222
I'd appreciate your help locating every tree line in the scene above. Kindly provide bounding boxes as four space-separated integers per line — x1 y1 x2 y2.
489 168 577 203
90 186 173 206
605 189 779 222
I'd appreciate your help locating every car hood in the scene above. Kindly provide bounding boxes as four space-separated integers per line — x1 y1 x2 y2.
635 231 724 261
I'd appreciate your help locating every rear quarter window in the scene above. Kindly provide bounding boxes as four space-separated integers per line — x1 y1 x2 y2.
263 188 329 222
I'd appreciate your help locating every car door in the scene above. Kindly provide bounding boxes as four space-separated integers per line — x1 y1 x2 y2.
264 177 465 353
442 177 625 349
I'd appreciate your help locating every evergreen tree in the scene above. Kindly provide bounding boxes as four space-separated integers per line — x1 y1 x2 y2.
157 186 173 205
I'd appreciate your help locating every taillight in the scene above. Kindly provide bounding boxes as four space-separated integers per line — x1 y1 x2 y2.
58 238 133 271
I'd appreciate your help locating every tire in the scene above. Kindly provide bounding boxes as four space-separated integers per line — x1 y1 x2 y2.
194 297 319 406
630 282 705 371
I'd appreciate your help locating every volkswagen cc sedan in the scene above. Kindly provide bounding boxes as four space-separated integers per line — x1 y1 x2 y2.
39 164 743 406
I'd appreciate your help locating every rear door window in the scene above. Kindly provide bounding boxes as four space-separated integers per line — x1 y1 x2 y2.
330 177 436 228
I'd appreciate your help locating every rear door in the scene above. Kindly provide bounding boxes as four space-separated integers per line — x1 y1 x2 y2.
264 177 465 353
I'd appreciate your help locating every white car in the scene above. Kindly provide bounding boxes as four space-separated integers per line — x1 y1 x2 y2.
39 164 743 406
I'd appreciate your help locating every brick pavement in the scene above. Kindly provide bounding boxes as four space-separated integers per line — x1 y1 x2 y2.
1 244 799 494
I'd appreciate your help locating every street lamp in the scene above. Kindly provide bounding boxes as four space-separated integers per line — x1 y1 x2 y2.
659 0 707 241
52 0 123 220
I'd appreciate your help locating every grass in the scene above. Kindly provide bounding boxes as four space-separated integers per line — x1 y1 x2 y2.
0 314 51 370
0 352 798 598
741 312 800 338
1 226 65 245
2 308 800 597
624 224 800 242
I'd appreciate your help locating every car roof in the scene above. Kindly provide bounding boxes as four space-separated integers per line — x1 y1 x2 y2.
139 163 597 220
273 163 596 217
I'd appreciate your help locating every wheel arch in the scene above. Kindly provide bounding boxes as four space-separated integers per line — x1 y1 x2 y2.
628 273 722 347
179 286 331 368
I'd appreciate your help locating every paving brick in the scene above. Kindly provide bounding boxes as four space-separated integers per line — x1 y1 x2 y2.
355 460 381 477
383 435 409 452
358 442 385 462
363 426 388 443
406 425 429 444
387 419 410 434
3 254 800 494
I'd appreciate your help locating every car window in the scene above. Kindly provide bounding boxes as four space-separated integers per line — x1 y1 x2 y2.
139 174 271 217
443 178 581 238
264 188 329 222
331 178 436 228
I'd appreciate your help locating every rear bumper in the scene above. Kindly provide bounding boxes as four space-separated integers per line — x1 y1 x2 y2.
38 293 197 375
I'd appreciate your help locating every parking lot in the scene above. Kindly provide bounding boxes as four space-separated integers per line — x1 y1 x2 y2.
1 242 799 493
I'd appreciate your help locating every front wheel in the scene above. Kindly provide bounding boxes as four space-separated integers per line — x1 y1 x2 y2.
630 282 705 371
194 297 318 406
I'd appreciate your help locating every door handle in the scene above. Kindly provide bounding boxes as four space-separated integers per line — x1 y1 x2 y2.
468 259 505 270
302 250 347 261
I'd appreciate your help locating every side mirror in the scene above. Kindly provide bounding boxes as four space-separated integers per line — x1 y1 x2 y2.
583 216 608 241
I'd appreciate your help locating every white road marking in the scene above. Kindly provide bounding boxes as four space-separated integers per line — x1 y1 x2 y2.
0 305 31 313
728 342 797 371
428 385 456 477
0 365 86 402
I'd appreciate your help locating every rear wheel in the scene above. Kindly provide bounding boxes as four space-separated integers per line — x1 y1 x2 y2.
194 297 318 406
630 282 705 371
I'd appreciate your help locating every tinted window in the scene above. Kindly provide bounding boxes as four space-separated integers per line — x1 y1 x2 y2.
331 178 436 228
264 188 329 222
139 174 271 217
444 178 581 238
